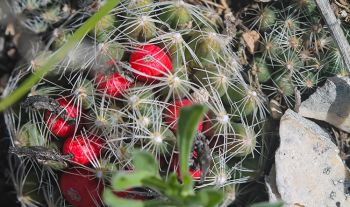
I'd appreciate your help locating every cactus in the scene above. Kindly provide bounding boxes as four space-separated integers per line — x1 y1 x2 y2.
11 0 71 33
0 23 18 75
237 0 350 110
7 0 350 206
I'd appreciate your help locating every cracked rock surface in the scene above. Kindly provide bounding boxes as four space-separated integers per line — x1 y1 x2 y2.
269 110 350 207
299 76 350 133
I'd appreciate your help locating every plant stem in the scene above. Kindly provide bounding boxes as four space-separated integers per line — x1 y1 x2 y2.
0 0 120 112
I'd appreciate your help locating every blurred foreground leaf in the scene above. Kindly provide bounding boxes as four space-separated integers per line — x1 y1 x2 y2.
177 104 207 181
0 0 120 111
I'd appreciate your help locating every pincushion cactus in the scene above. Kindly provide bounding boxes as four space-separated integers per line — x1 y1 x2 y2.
2 0 285 206
11 0 73 33
238 0 349 112
4 0 349 205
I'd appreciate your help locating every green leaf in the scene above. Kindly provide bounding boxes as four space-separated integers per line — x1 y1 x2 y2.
198 189 224 207
161 173 182 198
103 188 144 207
143 199 178 207
250 201 284 207
177 104 207 181
141 176 168 192
132 151 158 175
181 174 194 196
0 0 120 111
111 171 154 191
166 173 182 189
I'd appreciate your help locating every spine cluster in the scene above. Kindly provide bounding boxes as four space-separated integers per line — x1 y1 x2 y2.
240 0 349 108
4 0 349 206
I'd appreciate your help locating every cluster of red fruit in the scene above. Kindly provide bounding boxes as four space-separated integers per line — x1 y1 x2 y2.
44 44 203 207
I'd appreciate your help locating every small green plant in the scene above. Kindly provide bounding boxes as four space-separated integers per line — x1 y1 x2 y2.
103 105 227 207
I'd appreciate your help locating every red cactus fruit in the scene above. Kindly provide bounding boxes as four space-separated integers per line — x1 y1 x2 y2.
95 73 132 97
176 166 202 180
130 44 172 81
44 98 79 138
63 134 104 165
60 168 104 207
189 168 202 179
164 99 203 132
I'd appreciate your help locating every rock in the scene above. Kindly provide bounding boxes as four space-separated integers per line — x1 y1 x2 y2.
0 37 4 53
265 165 281 202
273 109 350 207
299 76 350 133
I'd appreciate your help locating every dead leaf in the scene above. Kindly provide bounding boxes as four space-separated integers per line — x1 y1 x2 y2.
242 30 259 54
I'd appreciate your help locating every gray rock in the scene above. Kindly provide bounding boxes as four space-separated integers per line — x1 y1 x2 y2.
273 109 350 207
299 76 350 133
0 37 4 53
265 165 281 202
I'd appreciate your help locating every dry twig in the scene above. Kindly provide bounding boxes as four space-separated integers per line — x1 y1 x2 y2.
294 87 301 113
315 0 350 72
